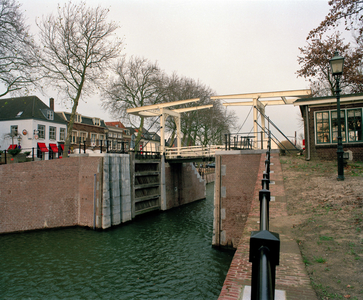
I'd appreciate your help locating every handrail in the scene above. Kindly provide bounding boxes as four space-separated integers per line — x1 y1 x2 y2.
249 133 280 300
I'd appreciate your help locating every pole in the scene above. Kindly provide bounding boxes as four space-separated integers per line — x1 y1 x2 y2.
335 76 344 181
93 174 96 230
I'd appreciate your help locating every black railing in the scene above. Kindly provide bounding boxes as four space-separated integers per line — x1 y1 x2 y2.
134 150 161 160
0 140 131 164
249 137 280 300
224 133 254 150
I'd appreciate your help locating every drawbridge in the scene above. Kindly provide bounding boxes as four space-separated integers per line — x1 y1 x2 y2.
127 89 312 161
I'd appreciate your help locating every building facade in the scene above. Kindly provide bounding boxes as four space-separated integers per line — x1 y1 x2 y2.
0 96 67 159
57 112 108 152
294 93 363 161
105 121 131 152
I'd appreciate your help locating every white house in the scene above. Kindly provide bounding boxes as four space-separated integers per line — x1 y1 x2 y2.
0 96 67 159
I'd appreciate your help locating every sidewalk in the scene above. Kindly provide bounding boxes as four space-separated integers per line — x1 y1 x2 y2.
218 153 318 300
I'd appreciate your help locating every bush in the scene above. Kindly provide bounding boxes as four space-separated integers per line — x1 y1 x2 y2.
8 148 21 156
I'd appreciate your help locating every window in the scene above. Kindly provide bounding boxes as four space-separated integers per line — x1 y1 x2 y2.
10 125 18 136
93 118 100 126
41 109 54 120
315 108 363 144
38 124 45 139
75 114 82 123
71 131 77 143
47 110 54 120
316 112 330 144
60 128 66 141
79 132 87 143
347 109 362 142
91 133 97 145
49 126 56 140
331 110 346 142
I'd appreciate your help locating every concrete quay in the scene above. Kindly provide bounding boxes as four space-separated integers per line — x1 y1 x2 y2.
218 153 318 300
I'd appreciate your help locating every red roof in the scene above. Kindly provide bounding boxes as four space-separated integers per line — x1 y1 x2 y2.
37 142 48 152
105 121 126 129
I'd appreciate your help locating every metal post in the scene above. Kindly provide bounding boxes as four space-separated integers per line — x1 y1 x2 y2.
261 131 263 150
335 76 344 180
93 174 97 230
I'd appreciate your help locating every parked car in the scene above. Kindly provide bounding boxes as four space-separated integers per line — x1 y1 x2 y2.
206 162 215 168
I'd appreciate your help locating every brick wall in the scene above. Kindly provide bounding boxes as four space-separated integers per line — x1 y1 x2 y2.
0 156 102 234
213 153 262 249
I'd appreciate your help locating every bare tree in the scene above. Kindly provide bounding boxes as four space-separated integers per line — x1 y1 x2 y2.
102 56 167 145
163 74 235 146
0 0 38 97
308 0 363 39
37 1 123 157
297 33 363 96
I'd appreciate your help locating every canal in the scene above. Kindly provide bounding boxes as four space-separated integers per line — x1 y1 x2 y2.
0 182 234 299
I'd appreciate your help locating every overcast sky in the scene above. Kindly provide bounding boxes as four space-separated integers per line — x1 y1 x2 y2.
21 0 332 140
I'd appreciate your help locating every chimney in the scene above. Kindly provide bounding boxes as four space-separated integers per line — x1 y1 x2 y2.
49 98 54 111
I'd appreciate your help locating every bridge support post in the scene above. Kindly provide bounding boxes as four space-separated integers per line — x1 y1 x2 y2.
160 155 167 210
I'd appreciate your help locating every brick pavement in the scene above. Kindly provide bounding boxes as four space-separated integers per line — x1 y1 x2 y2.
218 152 318 300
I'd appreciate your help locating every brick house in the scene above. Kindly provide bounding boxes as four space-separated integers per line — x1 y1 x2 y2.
0 96 67 159
56 112 108 152
294 93 363 161
105 121 131 152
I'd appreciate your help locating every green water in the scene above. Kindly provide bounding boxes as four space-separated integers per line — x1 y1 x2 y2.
0 183 233 299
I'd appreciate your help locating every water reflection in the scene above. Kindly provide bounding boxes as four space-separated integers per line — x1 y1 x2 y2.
0 183 233 299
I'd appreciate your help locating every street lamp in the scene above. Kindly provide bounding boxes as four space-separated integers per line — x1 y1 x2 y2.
329 50 345 180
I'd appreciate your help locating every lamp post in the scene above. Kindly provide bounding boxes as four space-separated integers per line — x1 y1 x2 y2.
329 50 345 181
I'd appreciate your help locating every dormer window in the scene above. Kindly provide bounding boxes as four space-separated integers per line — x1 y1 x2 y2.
93 118 100 126
75 114 82 123
47 110 54 120
40 109 54 120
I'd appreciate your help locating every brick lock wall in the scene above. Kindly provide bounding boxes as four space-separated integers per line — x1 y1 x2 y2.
0 156 102 234
219 153 262 248
164 162 206 210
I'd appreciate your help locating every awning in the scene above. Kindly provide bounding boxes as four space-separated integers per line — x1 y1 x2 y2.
37 142 49 152
60 144 64 151
8 144 17 150
49 143 58 152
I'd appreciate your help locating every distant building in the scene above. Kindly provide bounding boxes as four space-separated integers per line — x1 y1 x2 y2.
127 127 160 152
0 96 67 159
56 112 108 152
294 93 363 161
105 121 131 152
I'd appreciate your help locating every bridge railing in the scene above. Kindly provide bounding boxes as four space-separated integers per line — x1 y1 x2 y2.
249 136 280 300
165 145 225 159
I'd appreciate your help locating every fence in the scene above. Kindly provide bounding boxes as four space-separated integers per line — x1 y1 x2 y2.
249 136 280 299
0 140 130 164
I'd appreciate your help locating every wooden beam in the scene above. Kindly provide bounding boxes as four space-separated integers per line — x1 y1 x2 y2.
211 89 311 100
222 99 286 106
173 104 213 113
127 98 200 115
